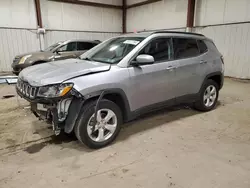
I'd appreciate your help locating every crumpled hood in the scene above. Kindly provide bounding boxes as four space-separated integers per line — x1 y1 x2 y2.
19 59 110 86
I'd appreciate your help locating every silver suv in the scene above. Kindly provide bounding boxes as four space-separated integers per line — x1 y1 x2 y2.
16 31 224 148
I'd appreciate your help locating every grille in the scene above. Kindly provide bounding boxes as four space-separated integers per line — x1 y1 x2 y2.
17 79 38 99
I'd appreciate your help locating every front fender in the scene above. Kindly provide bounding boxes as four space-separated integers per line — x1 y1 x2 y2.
64 88 131 133
64 98 85 133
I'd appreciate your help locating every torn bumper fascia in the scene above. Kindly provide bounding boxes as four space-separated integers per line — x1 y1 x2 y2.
30 98 73 135
17 86 84 135
17 86 108 135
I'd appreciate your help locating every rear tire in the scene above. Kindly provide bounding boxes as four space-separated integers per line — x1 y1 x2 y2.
74 99 122 149
194 79 219 111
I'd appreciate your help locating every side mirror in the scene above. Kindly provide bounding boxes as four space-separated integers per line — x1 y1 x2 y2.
132 54 154 66
55 50 61 55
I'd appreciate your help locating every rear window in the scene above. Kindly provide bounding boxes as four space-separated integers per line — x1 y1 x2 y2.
197 40 208 54
173 38 200 59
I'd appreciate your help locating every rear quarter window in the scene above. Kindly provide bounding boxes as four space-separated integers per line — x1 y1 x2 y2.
197 40 208 54
173 38 200 59
204 40 220 53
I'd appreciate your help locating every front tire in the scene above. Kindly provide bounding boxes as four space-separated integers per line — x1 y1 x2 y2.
194 79 219 111
74 99 122 149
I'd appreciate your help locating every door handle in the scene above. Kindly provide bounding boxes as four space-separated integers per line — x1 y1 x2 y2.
200 60 207 64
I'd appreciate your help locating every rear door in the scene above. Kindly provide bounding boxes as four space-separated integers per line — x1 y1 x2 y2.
173 37 207 98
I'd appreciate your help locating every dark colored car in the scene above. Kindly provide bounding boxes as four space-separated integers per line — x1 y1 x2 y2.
12 39 100 75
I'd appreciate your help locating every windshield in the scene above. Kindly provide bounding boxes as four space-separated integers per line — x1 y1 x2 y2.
84 37 144 64
44 42 62 52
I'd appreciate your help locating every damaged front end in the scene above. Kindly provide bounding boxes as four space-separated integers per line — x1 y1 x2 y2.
16 78 83 135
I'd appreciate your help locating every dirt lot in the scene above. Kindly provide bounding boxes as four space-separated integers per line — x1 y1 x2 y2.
0 78 250 188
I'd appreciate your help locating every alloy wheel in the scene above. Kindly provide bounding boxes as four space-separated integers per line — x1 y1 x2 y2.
87 108 118 142
203 85 217 107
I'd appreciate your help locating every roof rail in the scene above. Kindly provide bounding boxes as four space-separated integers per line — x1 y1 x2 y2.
152 31 204 37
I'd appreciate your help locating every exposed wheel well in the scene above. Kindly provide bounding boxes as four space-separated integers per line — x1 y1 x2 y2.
207 75 222 88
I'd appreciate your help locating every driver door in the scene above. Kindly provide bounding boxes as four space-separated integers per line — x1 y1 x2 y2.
54 42 77 60
127 37 178 112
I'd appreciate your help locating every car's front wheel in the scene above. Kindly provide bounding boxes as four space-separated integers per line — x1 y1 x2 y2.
74 99 122 149
194 79 219 111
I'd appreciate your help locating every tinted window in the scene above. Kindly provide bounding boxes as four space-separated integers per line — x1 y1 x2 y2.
57 42 77 52
77 42 95 51
173 38 199 59
197 40 208 54
139 38 172 62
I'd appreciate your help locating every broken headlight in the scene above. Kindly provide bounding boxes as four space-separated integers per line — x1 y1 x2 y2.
37 83 74 98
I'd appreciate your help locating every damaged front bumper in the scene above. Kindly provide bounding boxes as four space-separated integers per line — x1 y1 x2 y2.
30 98 73 135
16 81 84 135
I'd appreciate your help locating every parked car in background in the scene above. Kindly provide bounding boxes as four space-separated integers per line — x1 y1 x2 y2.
16 31 224 149
12 39 100 75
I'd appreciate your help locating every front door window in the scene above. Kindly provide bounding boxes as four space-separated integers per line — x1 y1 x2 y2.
57 42 77 52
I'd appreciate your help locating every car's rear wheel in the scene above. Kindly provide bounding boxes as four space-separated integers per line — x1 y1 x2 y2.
194 79 219 111
74 99 122 149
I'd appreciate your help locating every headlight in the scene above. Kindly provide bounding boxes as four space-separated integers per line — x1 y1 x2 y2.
37 83 74 98
19 55 32 64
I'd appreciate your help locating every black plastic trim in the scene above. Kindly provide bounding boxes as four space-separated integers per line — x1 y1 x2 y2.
202 71 224 90
127 98 176 121
85 88 131 121
64 98 85 133
64 88 131 133
153 31 204 37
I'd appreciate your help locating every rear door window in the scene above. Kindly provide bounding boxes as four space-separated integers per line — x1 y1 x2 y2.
57 42 77 52
173 38 200 59
197 40 208 54
77 42 95 51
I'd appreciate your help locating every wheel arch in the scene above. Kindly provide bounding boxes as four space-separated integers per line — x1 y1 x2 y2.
84 88 131 122
202 72 223 91
64 88 131 134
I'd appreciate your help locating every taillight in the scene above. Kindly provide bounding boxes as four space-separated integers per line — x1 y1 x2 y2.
220 56 224 64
